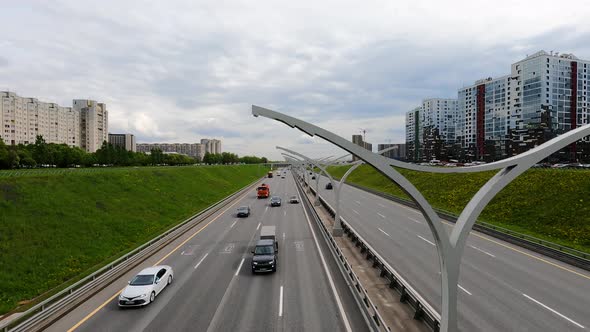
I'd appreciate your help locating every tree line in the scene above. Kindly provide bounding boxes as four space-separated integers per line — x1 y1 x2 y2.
0 136 268 169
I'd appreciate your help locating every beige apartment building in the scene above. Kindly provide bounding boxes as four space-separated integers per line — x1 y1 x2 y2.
1 91 106 152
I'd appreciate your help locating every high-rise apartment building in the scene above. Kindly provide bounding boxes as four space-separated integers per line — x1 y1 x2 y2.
405 106 422 161
73 100 108 153
377 143 406 160
457 76 511 159
407 50 590 162
108 133 136 152
510 51 590 159
1 91 82 147
351 134 372 161
137 141 213 161
421 98 458 143
201 138 222 154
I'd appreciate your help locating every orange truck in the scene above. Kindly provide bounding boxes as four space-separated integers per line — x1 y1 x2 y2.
257 183 270 198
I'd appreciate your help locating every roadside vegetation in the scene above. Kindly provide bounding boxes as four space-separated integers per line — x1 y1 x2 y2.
0 164 268 315
326 164 590 254
0 136 268 169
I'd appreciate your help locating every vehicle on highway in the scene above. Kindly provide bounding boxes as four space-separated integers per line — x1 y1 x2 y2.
119 266 173 307
325 182 333 190
257 183 270 198
268 171 273 178
289 195 299 204
252 226 278 273
236 206 251 217
270 196 282 206
311 175 316 180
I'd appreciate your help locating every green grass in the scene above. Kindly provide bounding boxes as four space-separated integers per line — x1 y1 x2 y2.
326 165 590 254
0 165 268 315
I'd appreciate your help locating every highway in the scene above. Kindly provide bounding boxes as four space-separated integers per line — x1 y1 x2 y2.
310 173 590 331
46 171 369 332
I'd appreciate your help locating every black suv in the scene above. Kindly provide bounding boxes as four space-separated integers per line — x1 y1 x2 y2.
270 196 281 207
251 239 277 273
236 206 251 217
325 183 333 190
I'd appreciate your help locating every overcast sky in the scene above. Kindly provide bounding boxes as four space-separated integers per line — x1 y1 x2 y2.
1 1 590 159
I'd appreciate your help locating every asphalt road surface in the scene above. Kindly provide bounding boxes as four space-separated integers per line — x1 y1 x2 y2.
47 171 369 332
310 173 590 332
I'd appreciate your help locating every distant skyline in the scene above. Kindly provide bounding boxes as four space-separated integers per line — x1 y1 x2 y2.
1 1 590 159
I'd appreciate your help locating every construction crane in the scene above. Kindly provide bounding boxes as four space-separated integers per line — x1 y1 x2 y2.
359 128 367 143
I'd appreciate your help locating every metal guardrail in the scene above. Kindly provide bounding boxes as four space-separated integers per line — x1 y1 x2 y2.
294 177 389 332
302 176 441 332
1 176 265 332
343 181 590 272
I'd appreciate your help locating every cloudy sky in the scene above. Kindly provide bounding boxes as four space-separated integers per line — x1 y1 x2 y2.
1 1 590 159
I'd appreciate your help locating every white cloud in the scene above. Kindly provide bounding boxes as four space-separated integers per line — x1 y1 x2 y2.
0 1 589 159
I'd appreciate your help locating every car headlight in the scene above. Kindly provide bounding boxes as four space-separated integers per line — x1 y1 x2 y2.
139 293 147 298
253 262 258 265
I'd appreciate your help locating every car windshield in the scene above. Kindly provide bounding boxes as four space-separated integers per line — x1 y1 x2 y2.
290 196 297 199
271 197 279 201
254 246 274 255
238 207 248 211
129 274 155 286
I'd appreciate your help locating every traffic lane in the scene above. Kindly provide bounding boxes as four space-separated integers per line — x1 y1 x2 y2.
312 175 590 330
281 194 351 331
49 180 267 332
144 215 262 332
204 196 284 331
74 187 267 332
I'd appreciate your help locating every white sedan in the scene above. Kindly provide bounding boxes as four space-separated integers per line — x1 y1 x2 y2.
118 265 174 307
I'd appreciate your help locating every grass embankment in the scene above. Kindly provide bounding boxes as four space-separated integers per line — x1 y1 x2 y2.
326 165 590 254
0 165 268 315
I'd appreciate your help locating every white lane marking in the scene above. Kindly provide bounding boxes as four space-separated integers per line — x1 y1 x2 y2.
284 211 286 216
235 258 245 276
523 294 585 329
265 206 269 212
256 222 261 230
279 286 284 317
194 253 209 269
469 245 496 258
417 235 436 246
377 213 386 219
181 251 185 255
230 220 237 228
458 284 472 296
378 228 391 237
354 200 361 204
352 209 360 215
409 217 423 224
282 232 286 240
300 191 353 332
378 203 386 208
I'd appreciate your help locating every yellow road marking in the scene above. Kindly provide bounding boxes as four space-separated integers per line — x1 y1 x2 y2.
440 220 590 280
67 186 256 332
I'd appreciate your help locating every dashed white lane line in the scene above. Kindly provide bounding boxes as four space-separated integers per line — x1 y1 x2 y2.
284 211 286 216
352 209 360 215
235 258 245 276
417 235 436 246
230 220 237 228
378 228 391 237
354 200 361 205
265 206 269 212
523 294 585 329
279 286 284 317
256 222 261 230
194 253 209 269
458 284 472 296
469 245 496 258
378 203 386 208
377 213 386 219
409 217 423 224
282 232 286 240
